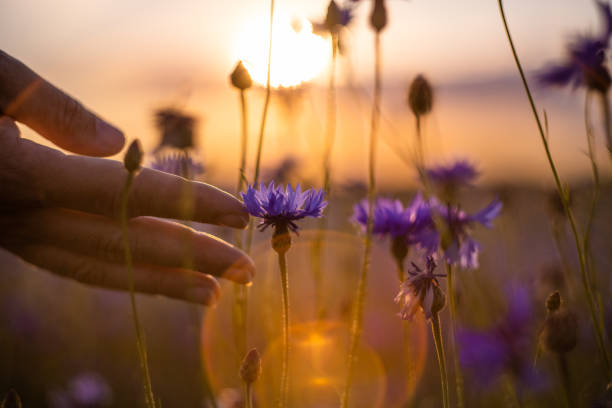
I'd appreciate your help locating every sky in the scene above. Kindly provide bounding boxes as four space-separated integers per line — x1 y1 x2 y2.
0 0 609 189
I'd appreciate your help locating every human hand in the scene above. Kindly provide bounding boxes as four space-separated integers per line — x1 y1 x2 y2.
0 50 254 306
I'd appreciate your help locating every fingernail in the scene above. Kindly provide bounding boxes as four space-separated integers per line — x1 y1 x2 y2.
224 264 255 284
95 118 125 154
185 286 219 306
217 213 249 228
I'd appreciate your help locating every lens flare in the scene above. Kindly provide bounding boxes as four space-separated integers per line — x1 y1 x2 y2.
234 13 330 88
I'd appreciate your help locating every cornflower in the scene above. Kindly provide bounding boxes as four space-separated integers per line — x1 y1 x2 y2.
242 182 326 407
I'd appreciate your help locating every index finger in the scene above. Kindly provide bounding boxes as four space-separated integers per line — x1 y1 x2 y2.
12 138 249 227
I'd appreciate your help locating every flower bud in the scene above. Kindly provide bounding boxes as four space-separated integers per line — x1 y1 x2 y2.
230 61 253 91
540 292 578 354
369 0 387 33
124 139 143 173
325 0 342 33
408 75 434 117
240 348 262 384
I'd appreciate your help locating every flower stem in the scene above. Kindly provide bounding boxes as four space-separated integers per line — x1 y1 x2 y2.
311 33 338 320
277 250 290 408
233 88 249 369
245 383 254 408
246 0 275 254
497 0 611 379
599 91 612 160
431 312 450 408
341 30 381 408
445 262 464 408
120 172 156 408
557 353 573 408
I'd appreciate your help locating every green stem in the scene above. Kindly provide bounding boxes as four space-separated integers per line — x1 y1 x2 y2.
599 91 612 159
497 0 611 378
245 383 254 408
277 251 290 408
310 33 338 320
120 172 156 408
431 313 450 408
445 263 464 408
557 353 573 408
245 0 275 254
341 30 381 408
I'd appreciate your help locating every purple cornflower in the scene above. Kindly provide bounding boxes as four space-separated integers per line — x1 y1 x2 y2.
537 1 612 93
394 257 446 321
150 152 205 179
242 183 327 234
426 160 479 200
352 193 437 255
431 197 503 269
458 288 545 390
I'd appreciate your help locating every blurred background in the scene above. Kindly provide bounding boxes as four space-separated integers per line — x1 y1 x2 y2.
1 0 612 407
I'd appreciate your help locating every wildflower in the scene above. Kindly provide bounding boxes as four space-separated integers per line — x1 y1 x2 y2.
537 1 612 93
458 287 545 389
408 75 434 117
426 160 478 202
124 139 143 173
230 60 253 91
154 108 197 151
242 183 327 252
431 197 502 269
150 152 205 179
395 257 446 321
353 193 437 255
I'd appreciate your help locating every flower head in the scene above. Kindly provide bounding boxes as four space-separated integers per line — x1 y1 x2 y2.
154 108 197 151
537 1 612 93
150 152 205 179
426 160 479 196
352 193 436 253
431 197 503 269
242 183 327 234
395 257 446 321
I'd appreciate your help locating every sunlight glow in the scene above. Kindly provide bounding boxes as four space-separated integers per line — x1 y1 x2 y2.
234 13 330 88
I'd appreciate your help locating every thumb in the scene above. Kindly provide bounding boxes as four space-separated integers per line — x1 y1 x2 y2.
0 50 124 157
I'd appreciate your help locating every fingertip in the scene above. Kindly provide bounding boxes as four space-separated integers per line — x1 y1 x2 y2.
223 255 256 284
95 118 125 156
217 211 250 229
185 282 220 306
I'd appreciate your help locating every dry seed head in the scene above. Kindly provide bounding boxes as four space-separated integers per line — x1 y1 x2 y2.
370 0 387 33
408 75 434 117
325 0 342 33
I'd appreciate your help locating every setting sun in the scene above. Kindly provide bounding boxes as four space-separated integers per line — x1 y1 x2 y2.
234 13 331 88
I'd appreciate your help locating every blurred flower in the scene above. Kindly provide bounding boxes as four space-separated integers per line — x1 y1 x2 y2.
408 74 434 117
395 257 446 321
154 108 197 151
352 193 436 254
49 372 113 408
150 152 205 179
370 0 388 33
263 156 300 185
537 1 612 93
426 160 479 201
242 182 327 234
431 197 503 269
458 287 544 389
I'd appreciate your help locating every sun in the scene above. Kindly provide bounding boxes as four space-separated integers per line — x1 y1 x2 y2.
234 12 331 88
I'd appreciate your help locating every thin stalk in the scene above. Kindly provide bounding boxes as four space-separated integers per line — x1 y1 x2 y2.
585 92 606 331
277 251 290 408
445 262 464 408
311 33 338 319
246 0 276 254
341 30 381 408
431 313 450 408
497 0 611 378
557 353 573 408
233 88 249 368
120 173 156 408
245 383 254 408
